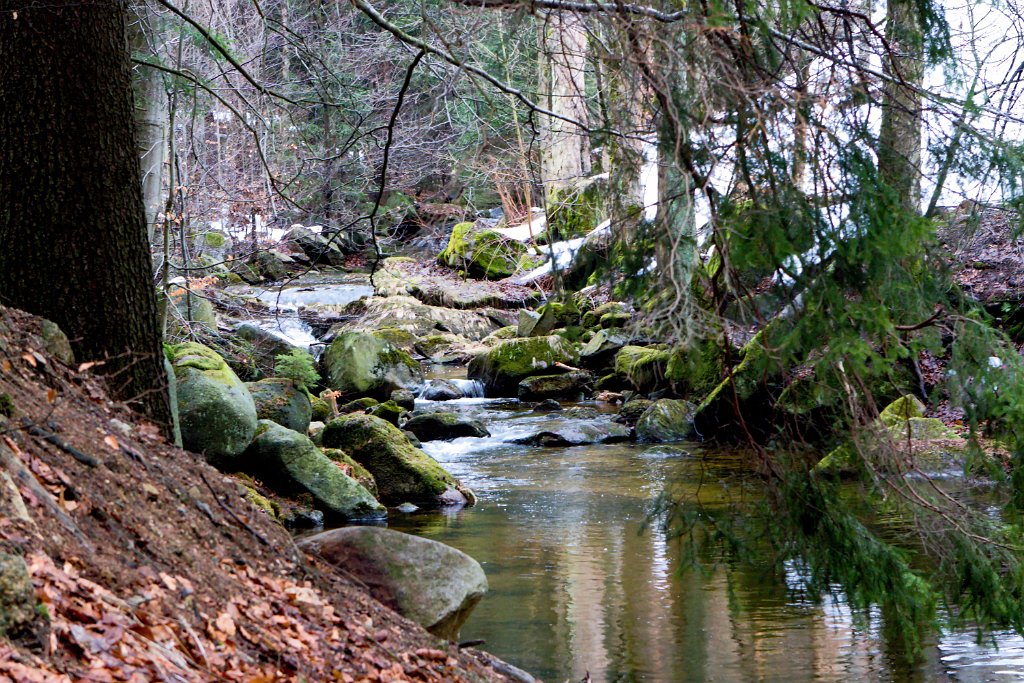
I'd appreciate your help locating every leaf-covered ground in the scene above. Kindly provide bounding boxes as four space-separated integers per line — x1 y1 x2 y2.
0 307 517 682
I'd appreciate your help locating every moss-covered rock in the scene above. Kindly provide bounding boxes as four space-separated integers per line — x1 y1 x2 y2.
299 527 487 640
517 371 593 401
614 346 670 394
0 553 37 637
322 331 423 400
246 378 312 433
246 420 384 521
167 287 217 334
404 412 490 442
340 397 379 413
247 250 289 282
321 413 472 506
580 329 631 368
310 395 332 422
482 326 519 345
40 319 74 365
243 486 279 519
613 398 654 426
636 399 695 442
390 389 417 411
665 336 725 400
368 400 405 427
322 448 378 497
582 302 628 329
880 394 926 427
170 342 257 463
373 327 418 355
438 221 540 280
467 335 579 396
600 312 631 329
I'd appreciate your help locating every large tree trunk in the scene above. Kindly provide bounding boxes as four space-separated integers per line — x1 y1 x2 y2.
878 0 923 213
129 0 169 243
0 0 173 434
539 11 593 239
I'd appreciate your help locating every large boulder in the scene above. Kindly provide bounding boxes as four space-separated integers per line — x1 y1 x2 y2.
335 296 501 341
322 331 423 400
419 379 464 402
636 399 695 442
299 527 487 640
246 378 312 433
438 220 541 280
321 413 472 506
517 371 593 401
404 412 490 442
170 342 257 463
283 225 348 266
614 345 670 393
467 336 579 397
580 329 631 368
246 421 385 521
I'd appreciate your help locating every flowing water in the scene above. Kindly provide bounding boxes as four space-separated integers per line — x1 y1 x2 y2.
387 384 1024 682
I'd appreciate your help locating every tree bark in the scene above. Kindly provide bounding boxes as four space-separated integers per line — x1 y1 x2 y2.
878 0 923 213
0 1 173 434
129 0 169 243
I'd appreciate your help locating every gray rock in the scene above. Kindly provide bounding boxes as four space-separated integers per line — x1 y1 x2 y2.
404 412 490 442
300 527 487 640
170 342 257 463
420 379 464 401
40 318 74 365
580 329 631 365
284 225 346 266
247 378 312 433
246 420 385 521
533 399 562 413
390 389 417 411
517 371 593 401
513 421 631 447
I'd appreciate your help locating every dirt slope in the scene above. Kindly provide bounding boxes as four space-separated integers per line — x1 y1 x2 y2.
0 306 517 682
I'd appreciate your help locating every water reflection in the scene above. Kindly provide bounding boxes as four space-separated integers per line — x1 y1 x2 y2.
384 396 1024 682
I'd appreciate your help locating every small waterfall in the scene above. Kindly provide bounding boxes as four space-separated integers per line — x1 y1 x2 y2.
450 379 485 398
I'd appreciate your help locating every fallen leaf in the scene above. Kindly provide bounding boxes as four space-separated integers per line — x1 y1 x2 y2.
103 435 119 451
215 612 236 638
0 359 9 373
46 389 57 404
21 352 36 368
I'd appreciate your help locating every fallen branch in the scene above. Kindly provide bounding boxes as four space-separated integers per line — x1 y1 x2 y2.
21 418 100 467
199 470 271 547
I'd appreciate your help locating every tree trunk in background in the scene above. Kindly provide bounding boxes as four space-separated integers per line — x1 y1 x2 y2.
878 0 923 213
0 0 173 434
539 11 592 238
129 0 169 243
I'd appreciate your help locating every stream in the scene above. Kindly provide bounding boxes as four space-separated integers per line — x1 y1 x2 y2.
251 281 1024 682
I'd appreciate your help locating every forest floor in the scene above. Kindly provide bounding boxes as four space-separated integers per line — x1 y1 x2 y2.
0 307 519 682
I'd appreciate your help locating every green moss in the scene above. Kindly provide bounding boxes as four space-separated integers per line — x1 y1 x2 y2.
545 181 605 241
614 346 671 392
373 328 418 353
438 221 531 280
880 395 926 427
310 396 332 422
369 400 404 426
204 231 226 248
666 337 725 399
321 413 459 505
322 448 378 497
583 302 628 329
340 397 379 413
0 393 14 418
244 487 279 518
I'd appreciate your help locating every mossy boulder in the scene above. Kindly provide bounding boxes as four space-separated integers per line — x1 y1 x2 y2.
482 326 518 345
335 296 500 342
390 389 417 411
613 398 654 426
582 302 628 329
880 395 926 427
167 287 217 334
438 221 540 280
467 335 579 397
246 421 384 521
321 413 472 506
517 371 594 401
404 412 490 442
40 319 74 365
246 378 312 433
299 527 487 640
322 448 378 497
170 342 257 463
600 312 631 329
322 331 423 400
665 337 725 400
340 397 379 413
310 395 332 422
373 327 418 355
368 400 405 427
636 399 696 442
519 301 580 337
614 346 671 394
246 250 289 282
284 225 347 266
0 553 37 637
